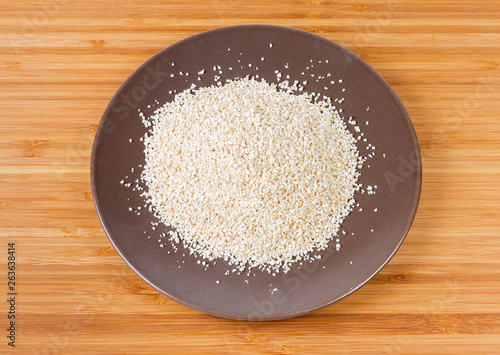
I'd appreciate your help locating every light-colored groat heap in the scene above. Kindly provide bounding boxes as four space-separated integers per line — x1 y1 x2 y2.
141 76 362 272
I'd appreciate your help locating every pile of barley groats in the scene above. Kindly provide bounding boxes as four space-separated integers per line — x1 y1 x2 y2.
125 54 377 274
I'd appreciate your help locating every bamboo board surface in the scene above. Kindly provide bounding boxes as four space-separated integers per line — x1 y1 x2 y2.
1 0 500 354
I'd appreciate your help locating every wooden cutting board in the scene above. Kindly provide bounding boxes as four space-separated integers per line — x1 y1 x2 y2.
1 0 499 353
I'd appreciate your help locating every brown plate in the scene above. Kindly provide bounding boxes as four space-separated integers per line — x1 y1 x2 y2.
91 25 421 320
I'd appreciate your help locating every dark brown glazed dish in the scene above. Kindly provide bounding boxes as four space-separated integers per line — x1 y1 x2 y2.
91 25 421 320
